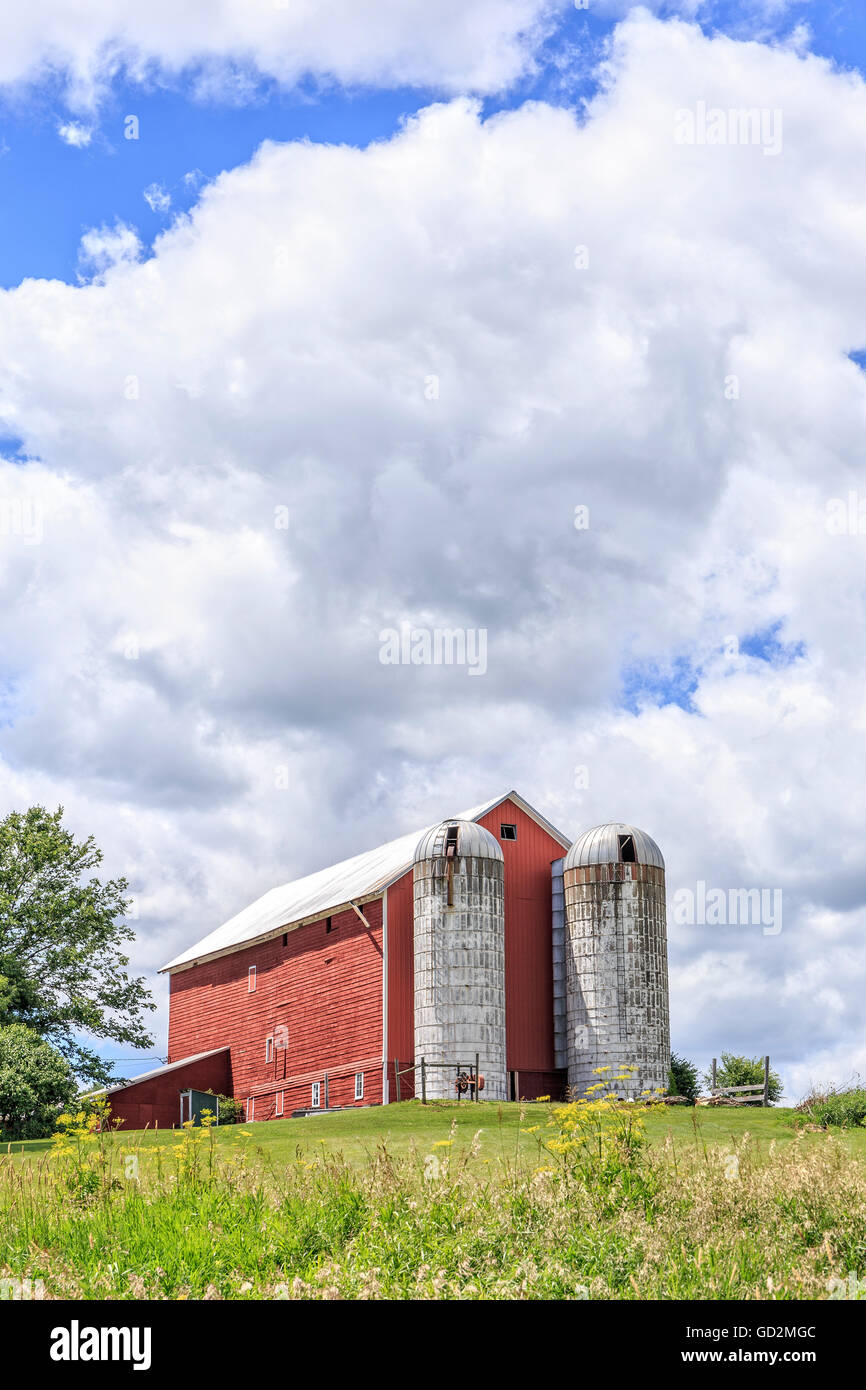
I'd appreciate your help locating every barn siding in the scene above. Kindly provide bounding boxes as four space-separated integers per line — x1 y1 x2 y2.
168 899 385 1116
385 874 415 1099
104 1050 232 1132
475 800 563 1074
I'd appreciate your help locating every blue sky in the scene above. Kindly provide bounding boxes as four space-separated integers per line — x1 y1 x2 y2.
5 1 866 289
2 1 866 1095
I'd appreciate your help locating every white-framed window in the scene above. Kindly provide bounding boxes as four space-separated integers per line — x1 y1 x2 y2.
311 1081 321 1109
354 1072 364 1101
266 1036 273 1063
246 1097 255 1122
248 965 257 993
275 1091 284 1117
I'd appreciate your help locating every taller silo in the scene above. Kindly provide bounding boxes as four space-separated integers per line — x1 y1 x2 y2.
563 823 669 1100
413 819 507 1101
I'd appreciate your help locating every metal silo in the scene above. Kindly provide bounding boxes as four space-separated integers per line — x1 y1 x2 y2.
413 819 507 1101
563 823 669 1101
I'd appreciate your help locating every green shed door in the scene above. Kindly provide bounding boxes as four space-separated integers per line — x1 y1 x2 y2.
179 1089 220 1126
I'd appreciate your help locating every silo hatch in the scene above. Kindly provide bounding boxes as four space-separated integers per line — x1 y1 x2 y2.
445 824 459 906
618 834 636 863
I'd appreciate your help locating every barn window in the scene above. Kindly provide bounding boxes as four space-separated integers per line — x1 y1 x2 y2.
282 933 288 947
500 824 517 841
266 1036 273 1063
275 1091 284 1117
248 965 257 992
618 834 636 863
311 1081 321 1109
325 916 335 933
354 1072 364 1101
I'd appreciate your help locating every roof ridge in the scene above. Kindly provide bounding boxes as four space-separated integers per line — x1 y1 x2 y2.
160 790 571 973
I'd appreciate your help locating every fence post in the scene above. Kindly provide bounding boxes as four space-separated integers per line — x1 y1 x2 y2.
711 1058 717 1094
421 1057 427 1106
763 1055 770 1107
475 1053 480 1103
394 1059 401 1104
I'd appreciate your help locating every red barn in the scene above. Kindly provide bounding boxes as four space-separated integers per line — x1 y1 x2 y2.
106 791 573 1128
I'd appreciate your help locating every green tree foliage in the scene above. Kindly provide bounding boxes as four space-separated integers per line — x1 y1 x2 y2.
0 1022 79 1139
703 1052 783 1105
207 1092 244 1124
0 806 155 1085
668 1052 699 1102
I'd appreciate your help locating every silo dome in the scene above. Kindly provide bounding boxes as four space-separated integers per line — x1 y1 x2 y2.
565 822 664 871
414 819 503 864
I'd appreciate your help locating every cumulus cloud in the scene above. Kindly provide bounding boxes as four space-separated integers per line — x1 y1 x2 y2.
0 0 567 106
1 12 864 1093
77 220 142 275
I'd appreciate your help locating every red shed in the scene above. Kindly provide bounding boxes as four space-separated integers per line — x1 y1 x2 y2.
152 791 571 1127
94 1047 231 1131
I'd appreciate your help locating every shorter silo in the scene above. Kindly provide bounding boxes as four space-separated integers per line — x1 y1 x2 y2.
563 823 669 1100
413 819 507 1101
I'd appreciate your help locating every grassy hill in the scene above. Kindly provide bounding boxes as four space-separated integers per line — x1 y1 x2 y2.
8 1098 866 1167
3 1101 865 1300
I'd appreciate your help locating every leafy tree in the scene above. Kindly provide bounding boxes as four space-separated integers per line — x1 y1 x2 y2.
703 1052 783 1105
0 806 155 1086
668 1052 699 1102
206 1091 244 1124
0 1023 79 1139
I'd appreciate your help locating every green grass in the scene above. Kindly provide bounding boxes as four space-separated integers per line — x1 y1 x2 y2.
9 1099 866 1168
3 1103 865 1300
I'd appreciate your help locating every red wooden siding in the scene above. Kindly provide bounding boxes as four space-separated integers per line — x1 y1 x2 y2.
475 798 564 1073
168 899 385 1118
385 875 415 1099
105 1050 231 1132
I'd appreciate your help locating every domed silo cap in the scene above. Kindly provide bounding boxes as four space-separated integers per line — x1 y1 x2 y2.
414 819 504 864
565 822 664 871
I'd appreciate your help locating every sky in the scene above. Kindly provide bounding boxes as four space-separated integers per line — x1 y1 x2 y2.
1 0 865 1099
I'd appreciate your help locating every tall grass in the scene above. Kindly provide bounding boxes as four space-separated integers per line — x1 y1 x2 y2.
1 1099 865 1300
796 1085 866 1132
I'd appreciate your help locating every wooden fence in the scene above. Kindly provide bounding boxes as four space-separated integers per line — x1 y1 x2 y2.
710 1055 771 1106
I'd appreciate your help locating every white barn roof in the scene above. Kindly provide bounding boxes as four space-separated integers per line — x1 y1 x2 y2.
161 791 570 973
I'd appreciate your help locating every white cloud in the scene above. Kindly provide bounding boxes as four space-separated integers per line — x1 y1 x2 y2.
77 221 142 275
0 0 567 105
57 120 92 146
143 182 172 214
1 12 864 1092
